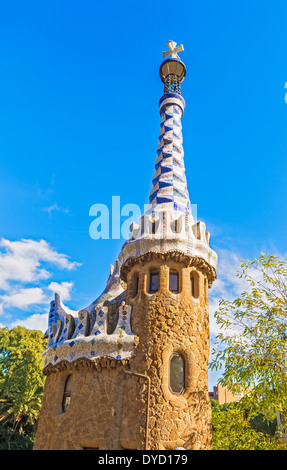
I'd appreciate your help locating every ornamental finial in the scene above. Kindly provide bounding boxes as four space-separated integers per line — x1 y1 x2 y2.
162 40 184 60
160 41 186 95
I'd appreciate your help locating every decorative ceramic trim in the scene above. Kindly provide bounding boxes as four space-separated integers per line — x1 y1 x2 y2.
43 332 135 370
43 355 132 376
120 250 217 287
159 96 185 115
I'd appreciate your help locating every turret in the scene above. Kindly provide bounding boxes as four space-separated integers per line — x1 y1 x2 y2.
34 40 217 451
118 41 217 450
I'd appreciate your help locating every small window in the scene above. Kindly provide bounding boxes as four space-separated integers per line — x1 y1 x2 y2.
62 375 73 412
190 272 199 298
150 271 159 293
149 219 159 235
204 277 208 301
131 273 139 298
169 270 179 293
171 219 179 233
190 275 194 296
169 353 185 394
170 216 182 234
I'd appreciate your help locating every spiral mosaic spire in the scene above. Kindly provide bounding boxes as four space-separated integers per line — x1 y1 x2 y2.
147 93 191 215
146 41 192 216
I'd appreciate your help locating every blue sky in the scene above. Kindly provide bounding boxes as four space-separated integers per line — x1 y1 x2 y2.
0 0 287 387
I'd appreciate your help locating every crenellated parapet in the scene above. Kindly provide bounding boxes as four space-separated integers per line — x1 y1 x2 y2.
119 212 217 279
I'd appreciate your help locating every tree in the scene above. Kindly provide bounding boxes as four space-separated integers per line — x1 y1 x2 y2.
0 326 47 449
211 400 285 450
210 253 287 431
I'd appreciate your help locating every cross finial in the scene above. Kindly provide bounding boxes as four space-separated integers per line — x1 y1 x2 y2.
162 40 184 60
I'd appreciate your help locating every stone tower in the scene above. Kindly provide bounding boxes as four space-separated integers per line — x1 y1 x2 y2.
34 41 217 450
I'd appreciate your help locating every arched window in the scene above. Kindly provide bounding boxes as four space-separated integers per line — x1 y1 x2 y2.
170 219 178 233
135 274 139 296
150 270 159 293
190 274 194 296
204 277 208 302
131 272 139 298
62 375 73 412
190 272 199 298
169 353 185 394
170 216 182 234
149 218 160 235
169 269 179 293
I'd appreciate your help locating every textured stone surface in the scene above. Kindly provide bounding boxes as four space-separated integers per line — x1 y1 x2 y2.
34 255 213 450
34 357 133 450
121 258 213 450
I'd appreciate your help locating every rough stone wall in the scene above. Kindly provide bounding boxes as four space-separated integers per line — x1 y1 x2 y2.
121 257 213 450
33 357 133 450
34 253 213 450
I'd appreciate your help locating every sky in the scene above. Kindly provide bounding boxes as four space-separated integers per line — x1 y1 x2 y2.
0 0 287 387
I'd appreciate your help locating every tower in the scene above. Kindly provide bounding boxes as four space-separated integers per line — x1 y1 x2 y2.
34 41 217 450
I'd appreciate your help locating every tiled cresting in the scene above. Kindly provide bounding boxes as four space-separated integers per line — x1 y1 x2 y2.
43 262 134 368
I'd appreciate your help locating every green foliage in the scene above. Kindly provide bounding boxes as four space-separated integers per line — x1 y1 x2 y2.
211 401 286 450
0 423 34 450
249 412 277 436
210 253 287 421
0 326 47 449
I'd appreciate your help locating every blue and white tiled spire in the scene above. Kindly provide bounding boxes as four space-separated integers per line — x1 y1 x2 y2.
42 41 218 371
145 41 193 218
147 92 191 215
119 41 217 272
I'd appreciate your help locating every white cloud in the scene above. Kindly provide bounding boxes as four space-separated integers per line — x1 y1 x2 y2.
10 313 49 333
0 238 80 291
0 238 81 330
43 202 70 215
48 281 74 301
0 287 47 309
